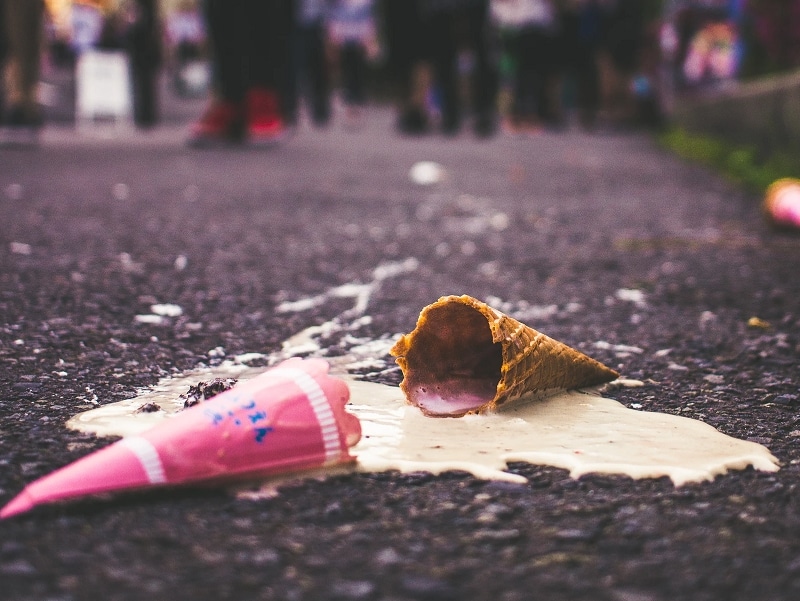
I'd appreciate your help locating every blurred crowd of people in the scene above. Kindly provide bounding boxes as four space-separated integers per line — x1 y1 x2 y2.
0 0 662 146
0 0 165 142
187 0 661 146
4 0 795 146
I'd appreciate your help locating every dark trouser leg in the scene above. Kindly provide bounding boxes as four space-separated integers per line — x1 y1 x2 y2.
129 0 160 127
384 0 424 113
132 67 158 126
2 0 44 121
341 41 367 106
305 23 330 123
429 12 459 133
384 0 430 132
205 0 247 102
577 48 599 127
466 0 496 132
511 29 537 122
0 0 6 122
253 0 293 119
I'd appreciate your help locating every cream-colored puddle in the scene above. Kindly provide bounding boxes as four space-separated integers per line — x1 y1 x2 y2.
67 361 779 488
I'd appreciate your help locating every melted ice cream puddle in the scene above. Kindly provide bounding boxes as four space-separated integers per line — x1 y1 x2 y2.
69 271 779 489
68 362 779 488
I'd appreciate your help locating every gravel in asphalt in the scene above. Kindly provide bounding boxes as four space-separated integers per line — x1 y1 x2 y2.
1 109 800 600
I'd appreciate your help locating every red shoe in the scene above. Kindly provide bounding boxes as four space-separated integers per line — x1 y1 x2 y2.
187 100 243 146
245 88 284 144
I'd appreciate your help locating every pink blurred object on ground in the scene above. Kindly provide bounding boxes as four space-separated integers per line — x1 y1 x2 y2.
764 178 800 230
1 358 361 519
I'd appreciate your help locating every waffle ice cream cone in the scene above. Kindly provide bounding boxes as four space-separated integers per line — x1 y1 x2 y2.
391 295 619 417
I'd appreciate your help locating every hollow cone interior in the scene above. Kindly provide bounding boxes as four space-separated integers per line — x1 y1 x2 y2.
391 295 619 416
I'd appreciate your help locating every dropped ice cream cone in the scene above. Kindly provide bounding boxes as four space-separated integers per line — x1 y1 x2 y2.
391 295 619 417
0 358 361 519
764 178 800 230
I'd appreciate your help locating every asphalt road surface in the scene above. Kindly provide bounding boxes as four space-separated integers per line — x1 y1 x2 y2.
2 110 800 601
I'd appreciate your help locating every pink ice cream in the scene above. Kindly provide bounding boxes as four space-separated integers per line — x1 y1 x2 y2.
765 178 800 229
1 358 361 519
771 185 800 226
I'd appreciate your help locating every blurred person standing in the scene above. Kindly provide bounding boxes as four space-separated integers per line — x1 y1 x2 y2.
287 0 332 127
383 0 497 137
0 0 45 146
327 0 378 125
601 0 644 125
188 0 293 146
382 0 430 134
490 0 559 133
424 0 497 137
126 0 162 128
556 0 606 130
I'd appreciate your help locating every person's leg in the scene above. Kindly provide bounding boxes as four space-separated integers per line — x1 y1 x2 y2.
306 21 330 125
129 0 160 128
539 31 561 127
510 28 537 129
530 30 552 125
243 0 290 140
247 0 294 97
206 0 247 103
188 0 247 143
284 20 301 126
386 0 429 134
428 10 459 134
466 0 496 136
132 67 158 127
2 0 44 126
0 0 7 123
576 45 600 129
341 41 367 106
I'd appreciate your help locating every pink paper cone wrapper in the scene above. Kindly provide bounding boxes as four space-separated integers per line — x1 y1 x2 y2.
1 358 361 519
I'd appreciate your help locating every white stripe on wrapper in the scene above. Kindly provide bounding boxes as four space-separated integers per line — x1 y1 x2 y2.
270 367 342 463
120 436 168 484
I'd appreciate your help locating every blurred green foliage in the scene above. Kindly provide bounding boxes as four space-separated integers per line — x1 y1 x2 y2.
659 127 800 192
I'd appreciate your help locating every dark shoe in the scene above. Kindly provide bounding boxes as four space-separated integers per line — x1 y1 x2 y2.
0 105 43 148
473 114 496 139
311 102 331 128
441 112 461 136
397 107 429 135
187 100 243 146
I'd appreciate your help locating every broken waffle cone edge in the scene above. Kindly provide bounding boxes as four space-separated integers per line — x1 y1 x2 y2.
391 295 619 416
